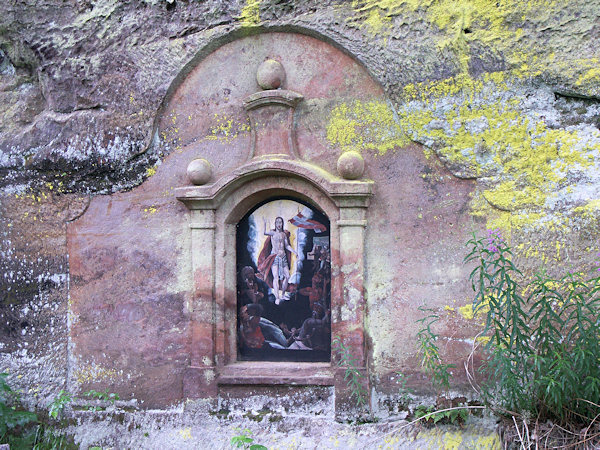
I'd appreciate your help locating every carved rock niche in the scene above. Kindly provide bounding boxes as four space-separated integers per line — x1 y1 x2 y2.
65 30 395 415
171 34 375 417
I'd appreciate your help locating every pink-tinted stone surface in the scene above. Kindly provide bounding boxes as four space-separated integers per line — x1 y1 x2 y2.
68 32 479 407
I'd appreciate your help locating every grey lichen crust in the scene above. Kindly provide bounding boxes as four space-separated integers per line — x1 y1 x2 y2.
0 0 597 195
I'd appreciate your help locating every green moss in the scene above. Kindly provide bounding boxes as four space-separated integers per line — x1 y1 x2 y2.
209 408 231 419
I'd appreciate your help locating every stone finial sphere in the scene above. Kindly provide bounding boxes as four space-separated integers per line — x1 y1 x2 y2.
337 151 365 180
187 158 212 185
257 59 286 90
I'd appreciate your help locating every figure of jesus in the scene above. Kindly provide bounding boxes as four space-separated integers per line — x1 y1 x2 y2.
262 216 297 305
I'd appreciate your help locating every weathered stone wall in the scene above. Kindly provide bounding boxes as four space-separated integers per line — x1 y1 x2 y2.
1 0 599 443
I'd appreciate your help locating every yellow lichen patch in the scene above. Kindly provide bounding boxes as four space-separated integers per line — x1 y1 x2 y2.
476 335 491 345
475 433 502 449
145 165 157 177
399 72 597 232
240 0 260 26
73 363 121 385
14 189 51 203
402 72 488 102
326 100 410 155
143 206 158 218
484 211 545 236
515 240 554 265
351 0 569 77
42 180 66 194
416 428 501 449
176 428 193 440
458 294 490 322
361 6 392 35
513 234 586 268
442 431 464 450
207 114 251 143
539 57 600 88
458 304 475 321
577 65 600 86
573 199 600 219
161 112 184 152
383 434 401 446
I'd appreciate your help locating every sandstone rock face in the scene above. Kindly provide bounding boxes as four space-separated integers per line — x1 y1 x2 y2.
0 0 599 439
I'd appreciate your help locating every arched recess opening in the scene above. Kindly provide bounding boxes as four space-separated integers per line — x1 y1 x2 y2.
236 196 331 362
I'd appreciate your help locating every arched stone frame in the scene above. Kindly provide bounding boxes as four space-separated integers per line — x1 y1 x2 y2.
176 158 373 414
223 185 335 364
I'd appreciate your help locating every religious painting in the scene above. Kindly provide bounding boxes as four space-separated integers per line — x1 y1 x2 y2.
236 198 331 362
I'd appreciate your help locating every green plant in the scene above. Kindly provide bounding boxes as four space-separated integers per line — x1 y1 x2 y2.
48 390 72 420
31 425 74 450
465 230 600 426
0 374 75 450
414 404 469 425
83 389 120 404
394 372 413 404
332 337 368 407
416 307 455 393
0 372 38 442
83 389 120 411
230 428 267 450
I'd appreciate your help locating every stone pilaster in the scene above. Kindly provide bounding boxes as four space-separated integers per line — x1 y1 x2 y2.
333 196 371 418
183 207 218 398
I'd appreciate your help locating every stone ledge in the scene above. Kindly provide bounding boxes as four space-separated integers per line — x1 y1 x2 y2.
217 361 334 386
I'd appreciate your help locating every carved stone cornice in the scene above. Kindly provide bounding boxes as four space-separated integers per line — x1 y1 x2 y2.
175 158 373 210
